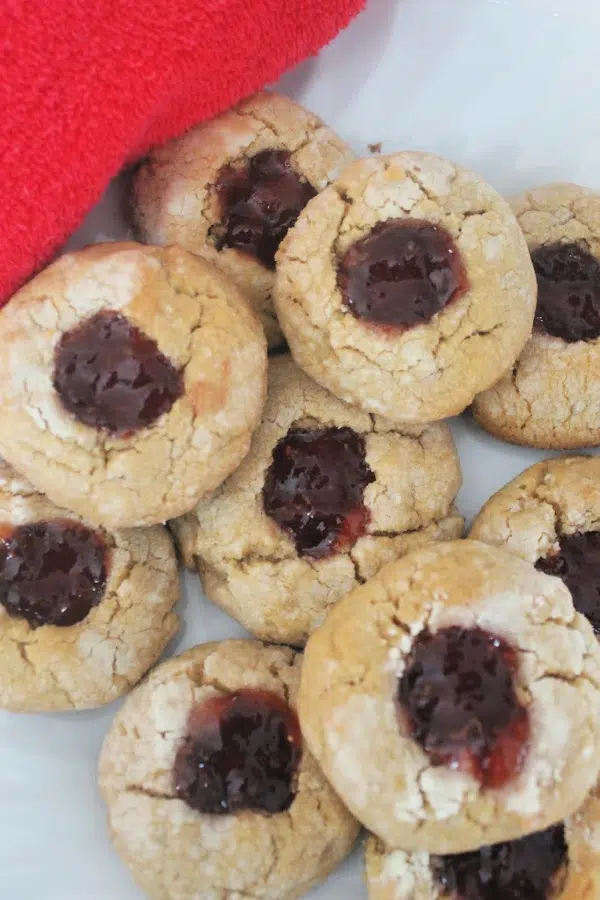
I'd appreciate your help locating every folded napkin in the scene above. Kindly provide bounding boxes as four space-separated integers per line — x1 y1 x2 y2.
0 0 364 303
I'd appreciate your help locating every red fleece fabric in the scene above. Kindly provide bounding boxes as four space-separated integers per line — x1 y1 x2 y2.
0 0 364 304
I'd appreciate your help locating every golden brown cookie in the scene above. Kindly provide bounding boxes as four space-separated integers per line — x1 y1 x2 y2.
132 91 355 348
274 151 536 424
0 459 179 712
0 243 267 529
364 781 600 900
172 355 463 646
298 540 600 854
473 183 600 449
99 640 359 900
470 455 600 635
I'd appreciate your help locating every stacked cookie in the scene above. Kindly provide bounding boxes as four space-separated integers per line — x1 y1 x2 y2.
0 241 268 716
302 537 600 900
299 456 600 900
4 86 600 900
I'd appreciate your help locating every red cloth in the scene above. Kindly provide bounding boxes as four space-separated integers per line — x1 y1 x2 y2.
0 0 364 304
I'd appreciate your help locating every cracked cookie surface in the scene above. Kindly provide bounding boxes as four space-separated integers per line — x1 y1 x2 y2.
171 355 463 647
274 151 536 424
298 540 600 853
470 455 600 633
473 183 600 448
99 639 359 900
132 91 354 348
0 243 267 529
365 779 600 900
0 459 179 712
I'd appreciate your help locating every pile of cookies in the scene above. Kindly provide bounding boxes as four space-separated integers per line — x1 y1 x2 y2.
2 89 600 899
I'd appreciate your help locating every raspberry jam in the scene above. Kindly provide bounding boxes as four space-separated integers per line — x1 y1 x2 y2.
431 823 567 900
0 520 108 627
174 689 302 815
397 626 530 788
536 531 600 633
214 150 317 269
531 241 600 342
262 426 375 558
338 219 468 329
53 310 183 436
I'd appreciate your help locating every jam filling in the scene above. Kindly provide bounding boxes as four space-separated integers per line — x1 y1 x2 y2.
0 519 108 627
536 530 600 633
262 426 375 559
338 219 468 329
53 310 184 436
531 241 600 342
174 689 302 815
397 626 530 788
214 149 317 269
431 823 567 900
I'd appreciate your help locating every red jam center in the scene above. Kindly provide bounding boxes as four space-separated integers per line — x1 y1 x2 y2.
431 823 567 900
531 242 600 342
53 310 184 436
397 626 530 788
262 426 375 559
0 520 108 627
338 219 468 329
214 149 317 269
173 689 302 815
536 531 600 633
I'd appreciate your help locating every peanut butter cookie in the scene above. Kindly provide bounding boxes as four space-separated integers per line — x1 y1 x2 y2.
172 355 463 646
132 91 354 348
0 459 179 712
298 540 600 853
99 640 359 900
473 183 600 448
274 151 536 424
365 781 600 900
0 243 267 529
471 455 600 635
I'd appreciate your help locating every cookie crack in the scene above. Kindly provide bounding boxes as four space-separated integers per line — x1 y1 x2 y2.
123 785 177 801
533 668 600 692
331 183 357 246
404 168 440 205
233 550 294 569
259 829 281 891
403 164 461 214
348 549 365 585
531 471 564 535
14 639 36 671
455 209 489 240
507 359 535 428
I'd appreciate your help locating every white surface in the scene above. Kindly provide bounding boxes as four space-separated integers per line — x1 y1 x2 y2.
3 0 600 896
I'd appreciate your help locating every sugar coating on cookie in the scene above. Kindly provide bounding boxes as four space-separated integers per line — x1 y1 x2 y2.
0 459 179 712
473 183 600 449
99 640 359 900
471 455 600 635
298 540 600 853
274 151 536 424
132 91 355 348
0 243 267 529
365 779 600 900
172 355 463 646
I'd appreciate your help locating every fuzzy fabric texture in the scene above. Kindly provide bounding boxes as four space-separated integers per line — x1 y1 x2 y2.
0 0 364 303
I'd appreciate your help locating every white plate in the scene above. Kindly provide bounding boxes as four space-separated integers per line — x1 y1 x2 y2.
2 0 599 896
